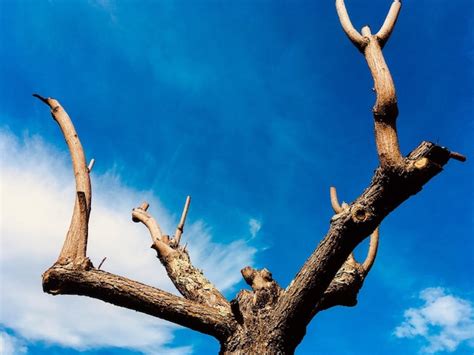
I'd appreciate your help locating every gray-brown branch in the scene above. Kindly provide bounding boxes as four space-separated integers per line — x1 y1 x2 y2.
132 203 230 312
336 0 403 167
310 187 381 314
42 265 236 340
35 2 466 352
36 96 236 341
272 5 464 346
33 94 91 266
273 142 461 348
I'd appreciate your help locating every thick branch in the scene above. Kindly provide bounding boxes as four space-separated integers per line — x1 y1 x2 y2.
37 95 234 341
33 94 91 265
273 142 461 345
42 265 236 340
313 226 380 313
314 259 364 312
132 203 230 312
335 2 403 167
361 26 402 167
314 187 381 312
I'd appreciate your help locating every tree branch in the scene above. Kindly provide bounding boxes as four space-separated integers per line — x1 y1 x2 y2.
335 0 367 50
35 95 234 341
42 265 236 340
312 226 380 313
273 142 463 345
329 186 343 213
336 1 403 167
132 202 230 312
33 94 91 266
361 227 379 274
306 188 381 314
376 0 402 48
175 196 191 246
330 186 357 264
314 259 364 312
361 24 402 168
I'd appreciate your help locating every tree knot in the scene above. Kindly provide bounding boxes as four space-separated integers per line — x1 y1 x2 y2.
351 204 371 223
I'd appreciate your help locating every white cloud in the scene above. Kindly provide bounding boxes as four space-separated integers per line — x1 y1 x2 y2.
394 287 474 353
0 130 256 353
0 332 27 355
248 218 262 239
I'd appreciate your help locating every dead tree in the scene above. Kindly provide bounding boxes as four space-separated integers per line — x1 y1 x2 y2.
36 1 465 353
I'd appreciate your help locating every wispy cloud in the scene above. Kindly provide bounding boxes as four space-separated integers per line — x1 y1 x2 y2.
394 287 474 353
0 332 27 355
0 129 256 353
248 218 262 239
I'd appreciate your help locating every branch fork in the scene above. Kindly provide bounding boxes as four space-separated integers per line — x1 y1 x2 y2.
36 1 465 352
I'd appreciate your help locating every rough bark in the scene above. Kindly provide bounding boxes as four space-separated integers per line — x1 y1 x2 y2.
42 265 236 340
36 1 465 353
132 202 230 312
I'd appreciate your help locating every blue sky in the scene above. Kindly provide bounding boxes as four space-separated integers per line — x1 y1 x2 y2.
0 0 473 354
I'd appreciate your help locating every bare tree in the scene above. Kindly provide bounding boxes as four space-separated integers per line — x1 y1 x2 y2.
35 1 465 353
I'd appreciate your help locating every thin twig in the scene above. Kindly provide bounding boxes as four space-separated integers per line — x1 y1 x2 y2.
88 159 95 172
175 196 191 245
98 257 107 270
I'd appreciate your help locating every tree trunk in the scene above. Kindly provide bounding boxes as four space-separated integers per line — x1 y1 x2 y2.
35 1 465 353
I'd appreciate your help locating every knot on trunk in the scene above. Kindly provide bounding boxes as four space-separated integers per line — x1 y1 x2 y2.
240 266 282 310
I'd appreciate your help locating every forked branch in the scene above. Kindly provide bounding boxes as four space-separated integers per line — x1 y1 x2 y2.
132 201 230 311
336 0 403 167
36 96 235 340
36 2 466 352
306 187 380 314
273 142 462 346
330 186 380 275
271 0 465 344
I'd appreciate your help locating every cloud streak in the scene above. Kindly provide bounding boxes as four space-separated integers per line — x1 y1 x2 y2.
248 218 262 239
394 287 474 353
0 129 256 353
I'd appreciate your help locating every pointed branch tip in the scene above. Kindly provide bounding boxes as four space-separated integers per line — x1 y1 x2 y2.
88 159 95 172
175 196 191 246
98 257 107 270
32 93 50 105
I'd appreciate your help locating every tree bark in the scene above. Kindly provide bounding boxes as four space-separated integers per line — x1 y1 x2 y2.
35 1 465 353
